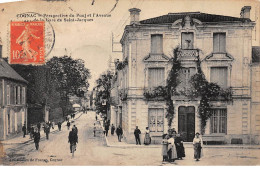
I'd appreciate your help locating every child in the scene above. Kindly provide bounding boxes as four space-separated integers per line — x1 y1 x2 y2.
162 134 169 162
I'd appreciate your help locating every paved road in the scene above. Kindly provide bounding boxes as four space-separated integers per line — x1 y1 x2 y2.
1 111 260 165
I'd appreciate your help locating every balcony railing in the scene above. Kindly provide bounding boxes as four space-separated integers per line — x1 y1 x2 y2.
177 49 199 59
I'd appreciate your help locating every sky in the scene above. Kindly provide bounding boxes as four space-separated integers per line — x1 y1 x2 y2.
0 0 259 90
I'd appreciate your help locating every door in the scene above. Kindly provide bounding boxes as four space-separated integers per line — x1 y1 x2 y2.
178 106 195 142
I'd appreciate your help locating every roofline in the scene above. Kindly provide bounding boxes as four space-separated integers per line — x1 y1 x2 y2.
0 76 28 84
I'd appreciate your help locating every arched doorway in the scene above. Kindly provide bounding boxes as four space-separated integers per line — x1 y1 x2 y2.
178 106 195 142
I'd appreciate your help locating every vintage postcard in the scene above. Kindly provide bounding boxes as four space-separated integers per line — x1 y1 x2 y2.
0 0 260 166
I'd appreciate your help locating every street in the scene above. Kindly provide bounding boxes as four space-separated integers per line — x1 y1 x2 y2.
1 111 260 166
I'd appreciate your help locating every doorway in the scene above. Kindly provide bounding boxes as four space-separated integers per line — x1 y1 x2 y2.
178 106 195 142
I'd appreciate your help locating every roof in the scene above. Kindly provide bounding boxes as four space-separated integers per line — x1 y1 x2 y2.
140 12 251 25
0 58 28 83
252 46 260 63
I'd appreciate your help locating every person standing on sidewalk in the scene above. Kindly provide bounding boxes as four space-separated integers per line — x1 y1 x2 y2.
116 126 123 142
193 132 203 161
175 133 185 160
111 124 115 136
33 129 41 150
29 124 34 139
93 123 96 137
22 124 26 138
58 122 62 131
134 126 141 145
105 123 109 136
167 135 177 162
144 127 151 145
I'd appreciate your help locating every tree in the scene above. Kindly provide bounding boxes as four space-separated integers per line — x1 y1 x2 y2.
47 56 91 116
94 71 113 117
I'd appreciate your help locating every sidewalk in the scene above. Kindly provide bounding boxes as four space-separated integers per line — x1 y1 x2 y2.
97 115 260 149
1 111 84 145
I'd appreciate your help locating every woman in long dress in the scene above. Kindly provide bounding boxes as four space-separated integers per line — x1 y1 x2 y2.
175 133 185 159
144 127 151 145
193 132 203 161
167 135 177 162
161 134 169 162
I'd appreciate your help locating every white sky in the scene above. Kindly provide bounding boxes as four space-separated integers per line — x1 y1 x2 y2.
0 0 259 90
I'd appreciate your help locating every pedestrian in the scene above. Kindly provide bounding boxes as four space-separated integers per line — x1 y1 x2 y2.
134 126 141 145
111 124 115 135
144 127 151 145
105 123 109 136
51 121 55 129
95 114 98 121
22 124 26 138
29 124 34 139
93 123 96 137
33 129 41 150
162 134 169 162
167 134 177 162
193 132 203 161
68 128 78 153
73 125 78 134
67 121 71 130
37 122 41 131
116 125 123 142
44 124 50 140
175 133 185 160
58 122 62 131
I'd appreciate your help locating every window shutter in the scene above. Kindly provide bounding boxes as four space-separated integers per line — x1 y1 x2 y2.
151 34 163 54
219 33 226 52
210 67 228 88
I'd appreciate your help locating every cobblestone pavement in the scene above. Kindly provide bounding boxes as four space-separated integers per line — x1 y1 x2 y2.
1 111 260 166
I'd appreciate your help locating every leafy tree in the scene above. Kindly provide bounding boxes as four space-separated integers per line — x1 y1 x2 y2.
46 56 91 116
94 71 113 116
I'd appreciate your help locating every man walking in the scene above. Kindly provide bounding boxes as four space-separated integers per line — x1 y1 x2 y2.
105 123 109 136
58 122 62 131
33 129 41 150
37 122 41 131
111 124 115 136
116 126 123 142
44 123 50 140
73 125 78 135
22 124 26 138
68 128 78 153
134 126 141 145
67 121 71 130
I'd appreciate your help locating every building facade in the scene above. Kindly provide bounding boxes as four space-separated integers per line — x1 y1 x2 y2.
0 56 28 140
111 6 260 144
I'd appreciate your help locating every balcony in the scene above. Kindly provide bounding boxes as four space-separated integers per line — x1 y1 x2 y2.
177 49 199 60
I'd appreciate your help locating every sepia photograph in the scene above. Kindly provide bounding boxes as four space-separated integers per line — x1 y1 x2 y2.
0 0 260 166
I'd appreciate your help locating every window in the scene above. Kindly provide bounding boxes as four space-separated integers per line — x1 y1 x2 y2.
151 34 163 54
179 67 196 92
210 109 227 134
213 33 226 53
14 86 17 104
181 32 194 49
7 85 10 105
148 108 164 132
148 68 165 88
17 86 21 104
210 67 228 88
22 87 26 104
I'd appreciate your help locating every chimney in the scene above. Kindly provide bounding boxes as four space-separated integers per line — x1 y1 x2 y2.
129 8 141 25
240 6 251 19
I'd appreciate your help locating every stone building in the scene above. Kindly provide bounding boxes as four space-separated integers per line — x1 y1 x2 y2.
111 6 260 144
0 42 28 140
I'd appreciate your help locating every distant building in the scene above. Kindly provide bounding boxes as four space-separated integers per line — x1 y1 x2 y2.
111 6 260 144
0 42 28 140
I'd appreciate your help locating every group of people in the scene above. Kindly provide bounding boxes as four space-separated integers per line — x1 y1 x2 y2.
134 126 151 145
162 130 203 162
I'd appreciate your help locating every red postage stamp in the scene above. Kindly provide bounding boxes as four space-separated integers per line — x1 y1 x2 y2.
10 21 45 64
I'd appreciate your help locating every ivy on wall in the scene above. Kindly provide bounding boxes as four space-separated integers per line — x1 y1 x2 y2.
144 47 233 133
115 58 128 71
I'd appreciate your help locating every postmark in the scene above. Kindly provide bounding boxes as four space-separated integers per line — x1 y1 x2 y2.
10 21 45 64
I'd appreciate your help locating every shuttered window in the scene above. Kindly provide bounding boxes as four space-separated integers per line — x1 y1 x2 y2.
181 32 194 49
210 67 228 88
213 33 226 53
148 108 164 132
151 34 163 54
148 68 165 88
7 85 10 105
210 109 227 134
